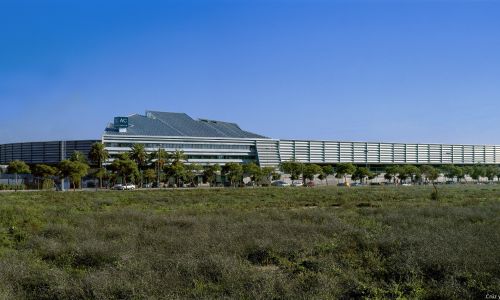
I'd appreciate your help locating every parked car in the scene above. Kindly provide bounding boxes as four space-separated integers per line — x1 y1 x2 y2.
306 181 315 187
124 184 136 190
112 184 136 190
112 184 124 190
292 181 303 187
271 180 290 187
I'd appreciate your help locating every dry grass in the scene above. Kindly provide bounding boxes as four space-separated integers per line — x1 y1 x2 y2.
0 185 499 299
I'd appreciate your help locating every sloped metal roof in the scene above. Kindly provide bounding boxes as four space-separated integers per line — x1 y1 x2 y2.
104 111 267 139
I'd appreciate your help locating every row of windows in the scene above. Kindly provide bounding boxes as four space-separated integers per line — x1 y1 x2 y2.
187 155 256 160
110 154 255 160
105 143 254 151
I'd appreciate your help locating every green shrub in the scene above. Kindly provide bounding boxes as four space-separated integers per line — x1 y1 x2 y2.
0 183 26 190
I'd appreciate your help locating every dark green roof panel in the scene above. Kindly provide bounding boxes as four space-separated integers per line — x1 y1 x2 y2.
105 111 267 139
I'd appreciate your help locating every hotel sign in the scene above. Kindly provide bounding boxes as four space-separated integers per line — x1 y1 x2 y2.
114 117 129 128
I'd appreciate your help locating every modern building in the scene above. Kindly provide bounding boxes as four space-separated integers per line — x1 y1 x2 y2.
0 140 98 165
1 110 500 167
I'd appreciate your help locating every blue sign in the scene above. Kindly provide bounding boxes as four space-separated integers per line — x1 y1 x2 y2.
114 117 129 128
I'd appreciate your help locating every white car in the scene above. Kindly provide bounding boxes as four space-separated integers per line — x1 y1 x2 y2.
112 184 136 190
124 184 136 190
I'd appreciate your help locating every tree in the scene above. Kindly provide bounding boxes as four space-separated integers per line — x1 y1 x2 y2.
92 168 108 189
130 144 148 187
384 165 400 183
321 165 334 185
335 163 356 184
89 142 109 168
222 163 243 187
462 166 474 183
163 150 188 187
88 143 109 188
484 165 499 182
470 165 486 183
203 164 221 187
441 165 464 183
164 161 186 187
144 169 157 186
302 164 322 184
420 165 439 200
110 153 139 186
352 167 371 184
397 166 410 183
280 161 304 183
7 160 31 190
402 165 420 184
59 160 89 191
243 163 262 186
149 149 169 187
129 144 148 167
171 150 187 164
184 164 203 187
455 166 465 183
69 151 88 164
261 166 278 186
32 164 58 190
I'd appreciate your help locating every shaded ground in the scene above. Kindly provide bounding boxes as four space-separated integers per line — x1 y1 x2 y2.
0 185 499 299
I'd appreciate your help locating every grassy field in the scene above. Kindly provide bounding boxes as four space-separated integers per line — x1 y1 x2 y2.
0 185 499 299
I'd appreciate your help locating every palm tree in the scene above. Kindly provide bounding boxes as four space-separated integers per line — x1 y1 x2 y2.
171 149 187 164
88 142 109 188
150 148 169 187
130 144 147 167
129 144 148 187
69 151 88 163
164 150 188 187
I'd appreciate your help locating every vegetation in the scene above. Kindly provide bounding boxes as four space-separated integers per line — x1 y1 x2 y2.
32 164 58 190
0 186 498 299
110 154 139 186
149 148 169 186
351 166 372 183
59 160 89 191
203 164 221 187
302 164 322 184
335 163 356 184
6 160 31 187
0 183 25 191
5 146 500 192
89 142 109 169
222 162 244 187
280 160 304 182
320 165 334 185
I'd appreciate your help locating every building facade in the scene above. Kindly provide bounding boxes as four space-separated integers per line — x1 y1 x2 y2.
0 140 98 165
1 110 500 167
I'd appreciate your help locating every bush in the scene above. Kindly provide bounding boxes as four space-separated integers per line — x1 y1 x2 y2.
0 183 26 190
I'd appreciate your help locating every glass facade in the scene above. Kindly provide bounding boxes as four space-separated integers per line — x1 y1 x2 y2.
104 142 254 151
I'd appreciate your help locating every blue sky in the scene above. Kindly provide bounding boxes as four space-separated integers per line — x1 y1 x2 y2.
1 0 499 144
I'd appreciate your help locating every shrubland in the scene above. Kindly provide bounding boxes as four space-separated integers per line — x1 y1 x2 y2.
0 185 499 299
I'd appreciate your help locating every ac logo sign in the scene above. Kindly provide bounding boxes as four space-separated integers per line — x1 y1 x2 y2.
114 117 129 128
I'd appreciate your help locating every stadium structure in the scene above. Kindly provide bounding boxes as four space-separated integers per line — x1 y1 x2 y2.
2 110 500 167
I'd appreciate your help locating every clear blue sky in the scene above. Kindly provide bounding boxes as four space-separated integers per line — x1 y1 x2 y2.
1 0 499 144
